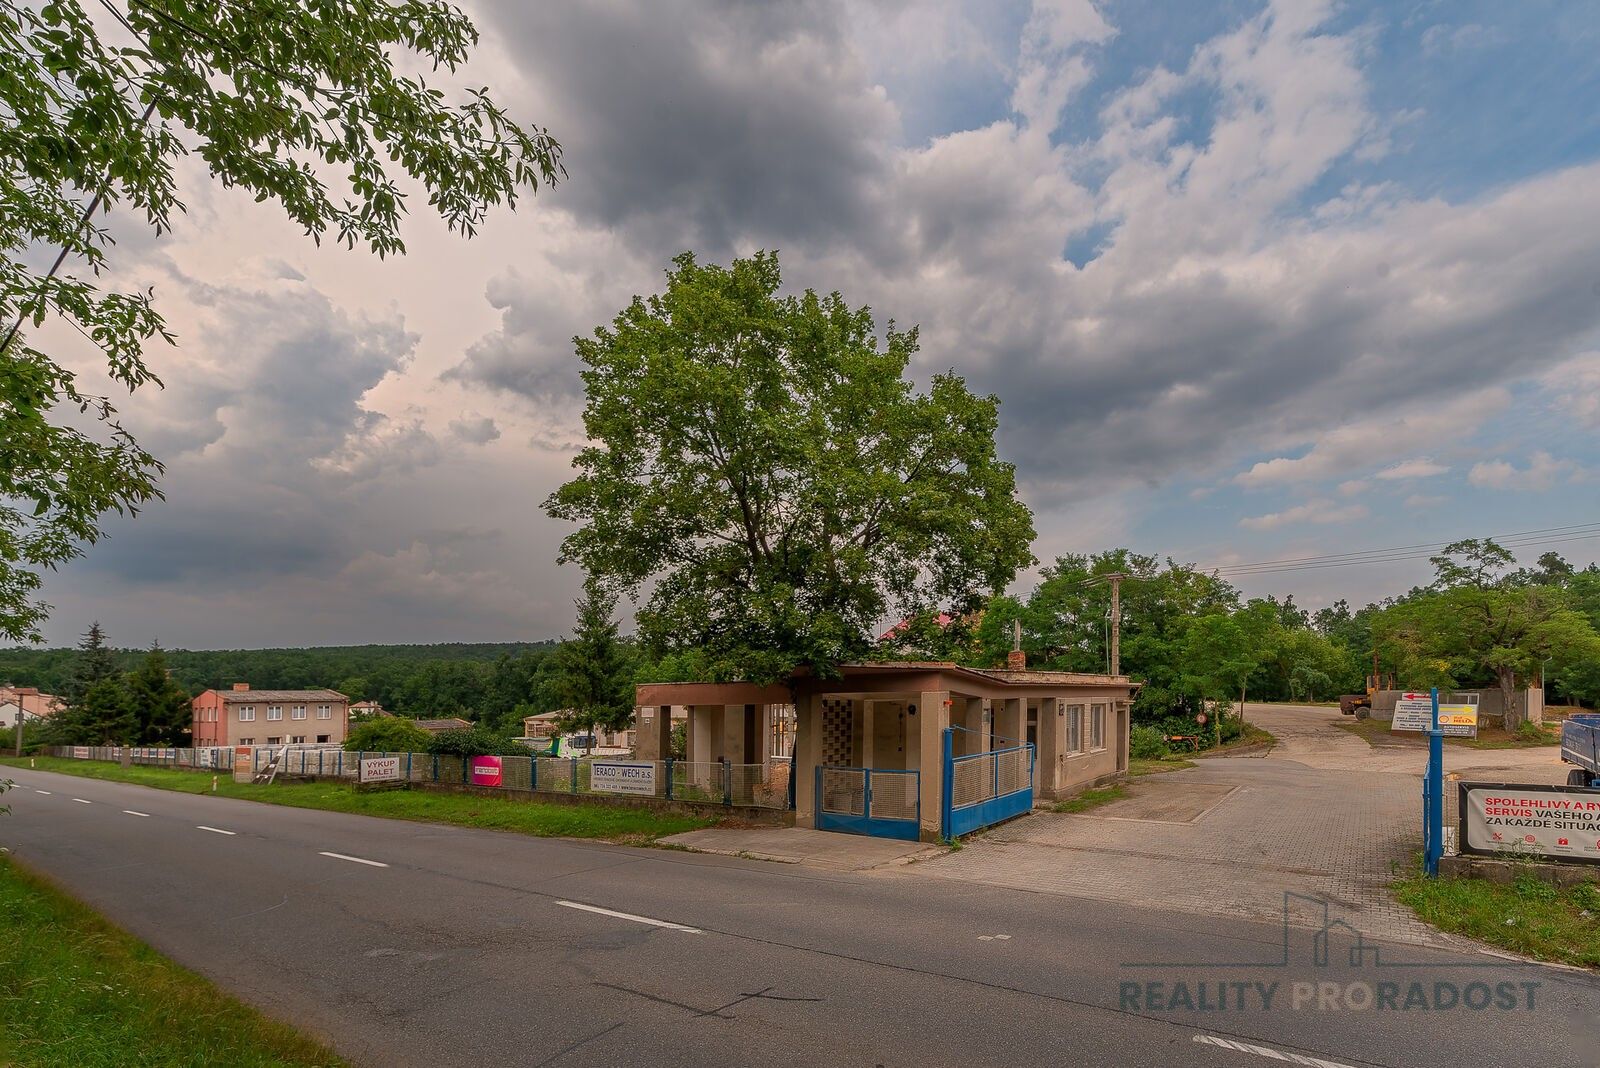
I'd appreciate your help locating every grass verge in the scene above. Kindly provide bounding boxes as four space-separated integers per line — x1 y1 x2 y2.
1392 865 1600 968
1129 756 1197 776
0 856 345 1067
1335 717 1559 750
0 756 717 844
1051 784 1128 814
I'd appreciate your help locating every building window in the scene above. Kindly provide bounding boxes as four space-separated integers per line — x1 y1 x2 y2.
316 735 329 744
241 737 254 745
1091 704 1106 751
292 705 307 720
267 706 283 721
1025 707 1038 748
238 706 255 722
1067 704 1083 753
317 705 331 720
266 736 281 745
291 735 305 744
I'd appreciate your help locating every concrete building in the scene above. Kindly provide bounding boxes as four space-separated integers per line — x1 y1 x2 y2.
636 660 1134 841
0 685 61 730
191 683 350 747
413 717 474 734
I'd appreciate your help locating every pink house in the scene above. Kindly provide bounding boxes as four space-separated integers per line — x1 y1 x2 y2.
191 682 350 747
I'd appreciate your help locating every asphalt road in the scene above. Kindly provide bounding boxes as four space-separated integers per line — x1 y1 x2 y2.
3 765 1598 1068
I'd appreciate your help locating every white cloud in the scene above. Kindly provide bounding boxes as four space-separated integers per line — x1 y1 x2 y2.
1337 479 1369 497
1404 493 1446 509
1467 451 1581 492
1374 458 1448 480
1240 499 1368 531
1541 352 1600 429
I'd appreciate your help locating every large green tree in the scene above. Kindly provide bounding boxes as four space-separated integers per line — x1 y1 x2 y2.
1 0 562 641
547 252 1037 684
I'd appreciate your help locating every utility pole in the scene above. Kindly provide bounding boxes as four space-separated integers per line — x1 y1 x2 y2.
1083 572 1127 676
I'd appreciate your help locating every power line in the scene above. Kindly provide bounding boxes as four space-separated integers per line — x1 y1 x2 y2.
1207 521 1600 573
1203 524 1600 578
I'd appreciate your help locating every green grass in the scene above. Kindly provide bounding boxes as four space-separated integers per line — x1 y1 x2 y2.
1051 784 1129 813
1335 716 1560 750
0 756 717 844
1393 866 1600 968
0 856 346 1067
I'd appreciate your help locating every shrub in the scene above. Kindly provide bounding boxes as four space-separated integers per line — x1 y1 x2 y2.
343 717 433 753
1130 725 1168 760
426 726 524 757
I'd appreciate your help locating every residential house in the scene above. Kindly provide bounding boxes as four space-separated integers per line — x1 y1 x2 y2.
0 685 62 730
191 683 350 747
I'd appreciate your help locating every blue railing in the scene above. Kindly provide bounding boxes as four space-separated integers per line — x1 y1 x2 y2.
941 729 1034 839
815 765 921 840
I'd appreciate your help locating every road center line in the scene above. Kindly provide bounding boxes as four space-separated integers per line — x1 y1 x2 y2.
319 851 388 868
34 790 51 795
196 825 237 836
122 810 150 818
72 798 92 804
556 900 702 933
1193 1034 1358 1068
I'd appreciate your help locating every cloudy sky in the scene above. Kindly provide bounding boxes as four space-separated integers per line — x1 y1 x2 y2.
33 0 1600 648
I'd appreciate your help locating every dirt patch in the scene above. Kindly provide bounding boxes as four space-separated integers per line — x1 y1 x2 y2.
1074 781 1237 823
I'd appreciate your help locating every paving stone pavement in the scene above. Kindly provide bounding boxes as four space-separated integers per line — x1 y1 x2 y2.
903 703 1572 948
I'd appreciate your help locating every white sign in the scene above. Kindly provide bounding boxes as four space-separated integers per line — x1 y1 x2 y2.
590 761 657 796
71 746 90 759
1391 692 1480 737
1462 784 1600 863
359 756 403 783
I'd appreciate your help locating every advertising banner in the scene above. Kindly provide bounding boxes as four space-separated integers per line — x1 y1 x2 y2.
71 746 89 759
468 755 503 788
359 756 403 783
1460 782 1600 864
591 761 657 796
1392 692 1479 737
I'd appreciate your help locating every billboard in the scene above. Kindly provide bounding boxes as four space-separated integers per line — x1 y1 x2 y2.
591 761 657 796
1459 782 1600 864
1392 692 1479 737
359 756 403 783
468 755 503 788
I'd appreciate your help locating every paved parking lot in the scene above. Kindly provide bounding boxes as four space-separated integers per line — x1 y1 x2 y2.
904 703 1573 945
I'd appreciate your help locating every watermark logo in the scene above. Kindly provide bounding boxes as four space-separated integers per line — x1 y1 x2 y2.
1116 892 1540 1015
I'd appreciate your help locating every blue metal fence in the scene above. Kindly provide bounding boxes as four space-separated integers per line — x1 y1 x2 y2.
814 765 921 840
941 729 1034 839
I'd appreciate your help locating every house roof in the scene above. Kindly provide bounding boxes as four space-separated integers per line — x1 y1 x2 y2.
414 717 473 731
636 661 1133 707
216 690 347 703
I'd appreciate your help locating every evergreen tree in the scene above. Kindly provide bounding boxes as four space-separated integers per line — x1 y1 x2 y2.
126 645 193 745
541 577 635 753
61 621 118 706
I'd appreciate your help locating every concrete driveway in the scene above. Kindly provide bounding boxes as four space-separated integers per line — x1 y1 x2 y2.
906 703 1573 945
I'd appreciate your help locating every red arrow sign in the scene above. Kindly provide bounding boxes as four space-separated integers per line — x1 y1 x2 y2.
1403 692 1427 700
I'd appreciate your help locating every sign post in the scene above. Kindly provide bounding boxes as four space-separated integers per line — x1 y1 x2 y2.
1425 687 1444 878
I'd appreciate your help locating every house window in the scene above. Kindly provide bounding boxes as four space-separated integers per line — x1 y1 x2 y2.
266 736 281 745
1067 704 1083 753
1091 704 1106 750
317 705 331 720
240 737 254 745
292 705 307 720
238 706 255 722
1026 707 1038 748
316 735 330 744
267 706 283 721
291 735 305 744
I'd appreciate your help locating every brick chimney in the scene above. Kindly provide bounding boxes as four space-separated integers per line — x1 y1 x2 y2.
232 682 250 691
1006 618 1026 670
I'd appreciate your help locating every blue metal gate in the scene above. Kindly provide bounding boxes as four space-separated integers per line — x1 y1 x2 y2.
941 728 1035 838
815 765 921 840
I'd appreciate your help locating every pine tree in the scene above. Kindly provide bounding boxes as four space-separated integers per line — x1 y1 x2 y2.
61 622 119 706
540 577 635 754
126 644 192 745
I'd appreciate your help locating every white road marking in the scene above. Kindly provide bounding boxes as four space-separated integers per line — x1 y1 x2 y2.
122 810 150 818
72 798 92 805
556 900 702 933
34 790 51 795
196 825 237 836
1193 1034 1358 1068
319 851 388 868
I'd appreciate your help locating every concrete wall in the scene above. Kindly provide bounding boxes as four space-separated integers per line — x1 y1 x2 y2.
1370 687 1544 726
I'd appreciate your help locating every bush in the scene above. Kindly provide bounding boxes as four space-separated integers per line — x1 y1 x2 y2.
343 717 433 753
426 726 523 758
1129 725 1169 760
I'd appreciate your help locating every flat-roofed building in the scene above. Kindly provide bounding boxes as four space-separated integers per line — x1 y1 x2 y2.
192 683 350 747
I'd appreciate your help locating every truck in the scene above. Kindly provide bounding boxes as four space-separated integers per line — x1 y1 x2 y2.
1339 650 1394 719
1561 713 1600 787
